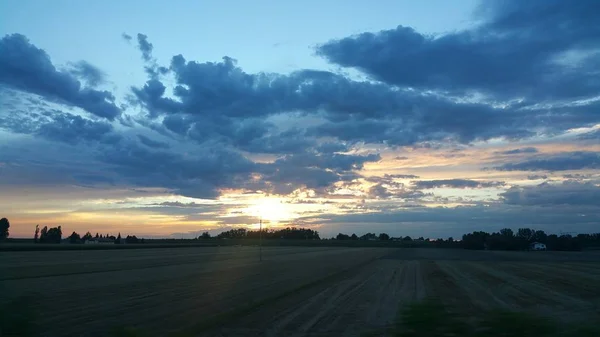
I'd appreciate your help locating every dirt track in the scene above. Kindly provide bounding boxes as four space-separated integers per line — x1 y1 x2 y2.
1 247 599 337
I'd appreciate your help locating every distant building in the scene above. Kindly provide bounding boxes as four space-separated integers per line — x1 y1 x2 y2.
530 242 547 251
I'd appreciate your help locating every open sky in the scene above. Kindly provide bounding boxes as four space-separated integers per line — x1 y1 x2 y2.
1 0 599 239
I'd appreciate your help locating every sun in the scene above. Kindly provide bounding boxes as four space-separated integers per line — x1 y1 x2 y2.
245 197 294 224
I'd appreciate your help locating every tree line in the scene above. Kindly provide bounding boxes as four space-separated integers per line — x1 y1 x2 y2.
2 217 599 251
30 223 144 244
461 228 600 251
199 227 321 240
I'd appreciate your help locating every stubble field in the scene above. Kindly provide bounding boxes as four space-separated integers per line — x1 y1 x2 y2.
1 247 599 336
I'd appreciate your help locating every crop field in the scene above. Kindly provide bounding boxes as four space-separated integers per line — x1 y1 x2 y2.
1 247 600 336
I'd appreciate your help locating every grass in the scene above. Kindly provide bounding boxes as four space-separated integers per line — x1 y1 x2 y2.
395 299 600 337
0 296 39 337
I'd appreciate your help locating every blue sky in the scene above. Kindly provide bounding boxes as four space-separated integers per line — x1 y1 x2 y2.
1 0 599 238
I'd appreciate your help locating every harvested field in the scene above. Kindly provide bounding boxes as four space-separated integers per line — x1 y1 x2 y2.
1 247 599 336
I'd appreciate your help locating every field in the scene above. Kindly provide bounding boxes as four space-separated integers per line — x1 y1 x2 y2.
1 247 600 336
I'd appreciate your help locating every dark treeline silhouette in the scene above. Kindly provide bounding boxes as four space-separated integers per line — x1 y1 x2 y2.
29 225 144 245
334 232 412 242
462 228 600 251
2 218 597 252
209 227 320 240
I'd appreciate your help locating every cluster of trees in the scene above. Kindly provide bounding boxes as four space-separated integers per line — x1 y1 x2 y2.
334 232 413 241
462 228 600 251
0 218 9 240
37 225 63 243
31 226 145 245
201 227 321 240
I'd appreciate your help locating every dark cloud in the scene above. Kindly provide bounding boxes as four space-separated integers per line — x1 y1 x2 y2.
496 151 600 171
0 34 121 120
368 183 428 200
37 112 118 144
413 179 505 189
317 0 600 102
273 152 380 171
394 156 409 160
315 1 600 144
68 61 106 87
136 33 154 62
137 134 170 149
122 33 132 42
527 174 548 180
134 54 538 147
0 107 118 144
494 147 538 155
502 181 600 206
99 143 257 199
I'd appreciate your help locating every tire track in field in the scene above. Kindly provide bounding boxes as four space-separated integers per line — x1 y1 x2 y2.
212 259 421 337
468 261 598 319
0 247 345 281
420 261 479 315
436 261 513 311
493 262 600 298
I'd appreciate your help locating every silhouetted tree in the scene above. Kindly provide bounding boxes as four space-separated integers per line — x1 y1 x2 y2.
199 232 211 239
217 228 247 239
499 228 514 238
39 226 48 243
532 230 547 243
39 226 62 243
0 218 9 240
351 233 358 240
125 235 140 244
336 233 350 240
360 233 377 240
82 232 93 241
34 225 40 243
95 233 99 239
403 236 412 241
115 233 122 244
462 231 488 250
379 233 390 241
69 232 81 244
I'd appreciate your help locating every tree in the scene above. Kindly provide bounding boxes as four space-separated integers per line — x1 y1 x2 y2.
336 233 350 240
125 235 140 244
0 218 9 240
39 226 48 243
40 226 62 243
499 228 514 238
69 232 81 244
517 228 534 241
532 230 547 243
95 233 99 239
199 232 211 239
403 236 412 241
115 233 122 244
82 232 93 241
379 233 390 241
34 225 40 243
350 233 358 240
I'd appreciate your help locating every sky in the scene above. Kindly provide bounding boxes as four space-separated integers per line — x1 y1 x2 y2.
1 0 599 239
